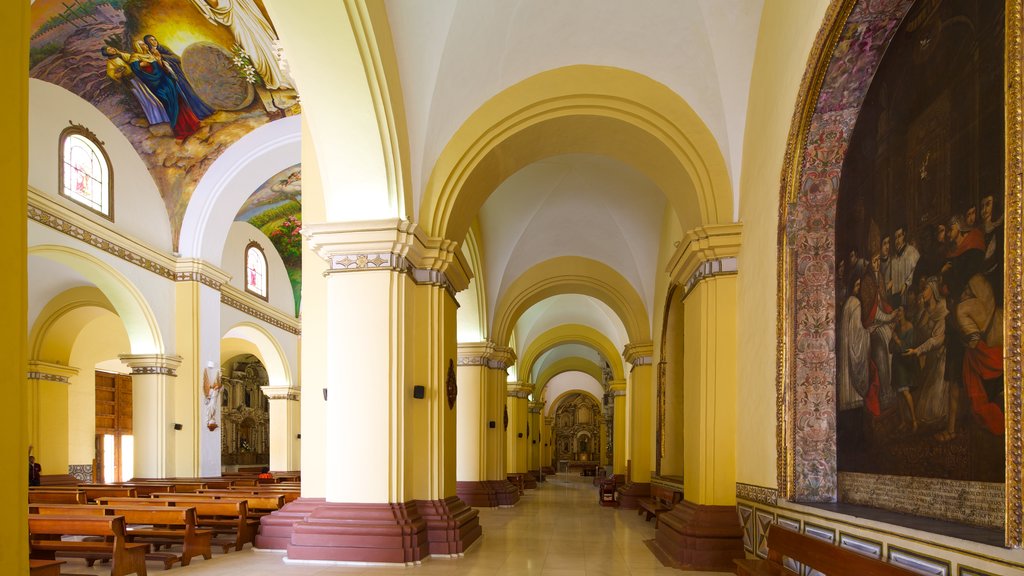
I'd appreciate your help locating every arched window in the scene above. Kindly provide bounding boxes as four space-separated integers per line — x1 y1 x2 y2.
245 242 268 299
59 124 112 219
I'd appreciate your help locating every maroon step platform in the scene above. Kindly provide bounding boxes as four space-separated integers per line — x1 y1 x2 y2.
615 482 650 510
256 497 326 550
415 496 482 556
652 500 744 571
287 501 429 564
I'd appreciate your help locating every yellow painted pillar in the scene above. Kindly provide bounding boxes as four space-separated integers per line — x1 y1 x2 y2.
653 223 743 568
542 416 554 470
528 400 545 476
618 343 654 508
505 382 531 476
27 362 78 476
119 355 182 479
609 379 627 475
292 221 479 561
261 386 301 471
2 3 28 570
486 347 514 483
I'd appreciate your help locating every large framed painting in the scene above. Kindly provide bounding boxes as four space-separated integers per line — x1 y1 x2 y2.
777 0 1023 546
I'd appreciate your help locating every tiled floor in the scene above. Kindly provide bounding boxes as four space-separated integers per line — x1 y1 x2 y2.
57 474 729 575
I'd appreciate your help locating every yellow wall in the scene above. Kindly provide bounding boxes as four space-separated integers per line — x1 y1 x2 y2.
735 0 830 489
3 0 29 570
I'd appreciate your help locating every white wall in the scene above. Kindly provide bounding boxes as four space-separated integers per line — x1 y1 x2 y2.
221 221 296 316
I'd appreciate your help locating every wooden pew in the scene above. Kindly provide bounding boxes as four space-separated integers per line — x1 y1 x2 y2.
637 485 681 526
28 514 148 576
145 497 256 552
734 524 922 576
28 490 86 505
197 488 299 504
29 559 64 576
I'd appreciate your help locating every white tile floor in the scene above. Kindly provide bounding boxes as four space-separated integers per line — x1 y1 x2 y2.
56 474 729 575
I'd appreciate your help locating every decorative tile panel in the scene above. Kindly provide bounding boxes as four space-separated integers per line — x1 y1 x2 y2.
839 532 882 559
888 547 950 576
738 504 754 552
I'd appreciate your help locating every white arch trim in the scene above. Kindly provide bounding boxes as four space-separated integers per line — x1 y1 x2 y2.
222 322 292 389
179 116 301 263
28 245 163 354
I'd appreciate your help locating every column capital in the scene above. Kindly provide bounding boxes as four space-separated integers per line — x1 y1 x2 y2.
608 379 627 396
544 416 554 426
119 354 183 377
27 360 79 383
174 258 231 290
666 223 741 291
528 400 546 414
457 341 517 370
622 342 654 366
507 382 532 398
261 385 300 401
304 219 471 293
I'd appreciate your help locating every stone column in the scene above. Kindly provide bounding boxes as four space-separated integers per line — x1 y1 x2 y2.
542 416 555 473
456 342 519 507
653 223 743 571
263 220 479 563
505 382 534 488
618 343 653 508
119 354 182 479
527 400 545 481
260 385 301 472
27 362 78 476
608 380 627 476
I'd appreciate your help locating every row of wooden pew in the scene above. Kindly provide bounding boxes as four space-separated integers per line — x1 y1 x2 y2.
28 478 300 575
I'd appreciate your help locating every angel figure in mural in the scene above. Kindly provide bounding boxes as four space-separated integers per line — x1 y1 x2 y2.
102 46 170 126
189 0 294 90
203 363 224 431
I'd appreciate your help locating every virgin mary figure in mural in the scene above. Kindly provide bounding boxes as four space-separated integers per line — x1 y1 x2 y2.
128 40 202 140
102 46 170 126
189 0 294 90
143 35 214 120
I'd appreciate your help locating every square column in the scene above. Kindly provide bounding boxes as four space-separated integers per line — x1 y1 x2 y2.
119 354 182 479
26 362 79 476
618 343 654 508
608 380 627 475
260 386 300 471
506 383 532 480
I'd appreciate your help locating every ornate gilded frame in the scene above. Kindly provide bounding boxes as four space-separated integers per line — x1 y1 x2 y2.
776 0 1024 547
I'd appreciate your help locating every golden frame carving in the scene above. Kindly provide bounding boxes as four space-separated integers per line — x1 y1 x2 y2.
776 0 1024 547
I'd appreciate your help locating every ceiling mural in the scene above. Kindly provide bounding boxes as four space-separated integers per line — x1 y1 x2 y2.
30 0 300 246
235 164 300 315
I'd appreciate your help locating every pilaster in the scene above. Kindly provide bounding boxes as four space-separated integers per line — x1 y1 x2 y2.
619 342 653 509
119 354 183 478
506 382 532 486
528 400 545 481
26 361 78 474
608 379 627 475
261 386 301 472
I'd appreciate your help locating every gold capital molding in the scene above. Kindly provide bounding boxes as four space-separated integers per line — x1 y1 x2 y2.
28 188 301 333
305 218 472 296
666 223 742 288
221 284 301 335
608 379 627 394
457 341 517 370
119 354 183 377
528 400 546 413
544 416 554 426
175 258 231 290
622 341 654 366
736 482 779 507
26 360 79 384
507 382 532 398
260 385 300 401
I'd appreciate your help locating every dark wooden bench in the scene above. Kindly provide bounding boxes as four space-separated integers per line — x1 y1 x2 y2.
507 473 525 495
28 490 87 504
29 514 148 576
637 485 681 526
29 559 64 576
734 524 922 576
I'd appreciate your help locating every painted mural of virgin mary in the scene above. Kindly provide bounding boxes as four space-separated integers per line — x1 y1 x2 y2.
189 0 294 90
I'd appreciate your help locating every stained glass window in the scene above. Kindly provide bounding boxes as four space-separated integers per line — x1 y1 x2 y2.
245 242 268 299
59 127 111 218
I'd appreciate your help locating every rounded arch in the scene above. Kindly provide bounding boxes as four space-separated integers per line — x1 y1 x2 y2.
535 357 605 399
419 65 733 245
28 245 163 354
520 324 624 397
30 286 117 363
221 322 292 389
456 223 488 343
547 389 603 419
178 116 301 262
493 256 649 347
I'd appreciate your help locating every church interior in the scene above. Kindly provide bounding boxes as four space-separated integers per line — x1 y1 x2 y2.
5 0 1024 574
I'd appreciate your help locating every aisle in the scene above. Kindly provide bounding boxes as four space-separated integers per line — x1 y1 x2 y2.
60 474 728 575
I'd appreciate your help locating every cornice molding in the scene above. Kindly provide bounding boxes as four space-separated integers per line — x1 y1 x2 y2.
119 354 183 377
27 360 80 383
507 382 533 398
736 482 779 506
528 400 546 413
261 385 301 401
221 284 301 335
175 258 231 290
666 223 742 287
457 341 517 370
622 342 654 366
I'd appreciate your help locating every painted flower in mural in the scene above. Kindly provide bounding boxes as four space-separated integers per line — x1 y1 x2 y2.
231 44 262 86
269 214 301 267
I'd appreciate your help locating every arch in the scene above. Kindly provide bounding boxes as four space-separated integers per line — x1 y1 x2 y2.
29 286 117 363
492 256 649 347
221 322 292 390
547 389 603 419
456 223 488 343
419 65 733 245
28 245 162 354
178 115 301 262
520 324 624 398
535 357 605 398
